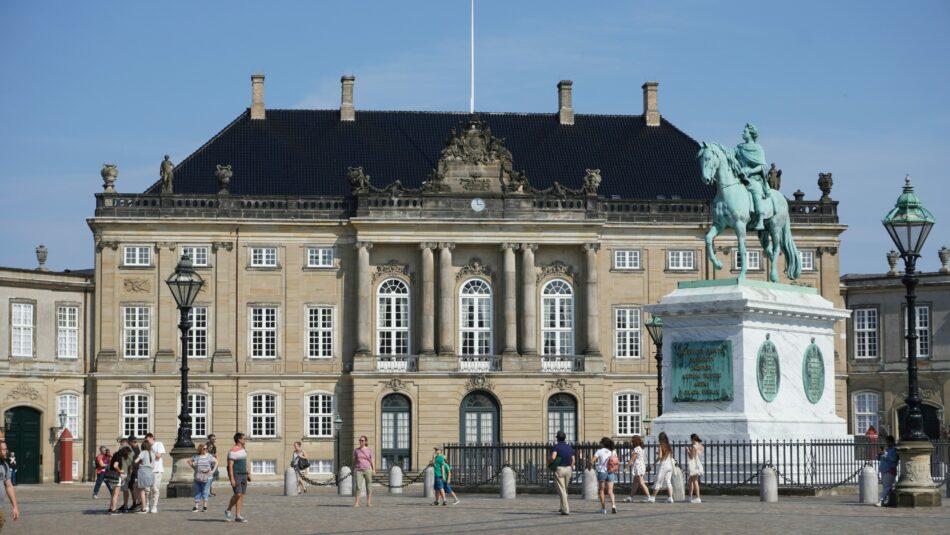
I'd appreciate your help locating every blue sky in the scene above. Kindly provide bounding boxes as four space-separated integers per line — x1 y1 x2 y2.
1 0 947 274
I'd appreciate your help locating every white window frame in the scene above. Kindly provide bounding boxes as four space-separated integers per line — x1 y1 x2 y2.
306 247 335 268
614 307 642 359
249 392 278 438
541 279 574 356
733 249 761 271
249 246 278 268
307 459 334 474
613 249 641 270
902 305 931 359
188 306 209 358
459 278 493 356
122 306 151 359
57 304 79 359
249 306 278 359
306 306 334 359
11 301 35 357
852 391 881 435
853 308 878 359
667 249 695 270
615 391 643 437
305 392 334 438
123 245 152 267
188 392 210 438
121 392 151 438
377 278 411 356
181 245 210 267
251 459 277 475
799 250 815 271
57 392 81 438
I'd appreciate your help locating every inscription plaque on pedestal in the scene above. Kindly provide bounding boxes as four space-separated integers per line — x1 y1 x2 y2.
802 338 825 404
756 335 780 402
671 340 734 402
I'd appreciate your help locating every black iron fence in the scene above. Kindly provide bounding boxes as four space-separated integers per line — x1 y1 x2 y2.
443 439 950 490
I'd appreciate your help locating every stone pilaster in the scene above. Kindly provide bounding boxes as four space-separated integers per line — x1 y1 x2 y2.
584 243 601 356
420 243 437 356
438 243 455 355
521 243 538 356
355 241 373 356
501 243 519 356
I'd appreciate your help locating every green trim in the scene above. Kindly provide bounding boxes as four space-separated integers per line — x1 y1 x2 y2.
677 278 817 294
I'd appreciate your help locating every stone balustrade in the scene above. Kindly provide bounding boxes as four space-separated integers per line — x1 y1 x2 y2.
375 355 419 372
540 355 585 373
458 355 503 372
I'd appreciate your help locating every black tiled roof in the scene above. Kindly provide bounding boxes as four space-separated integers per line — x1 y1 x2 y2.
149 109 711 201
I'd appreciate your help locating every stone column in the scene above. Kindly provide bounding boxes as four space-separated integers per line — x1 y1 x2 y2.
521 243 538 355
438 243 455 355
355 241 373 356
584 243 601 356
420 243 437 356
501 243 519 356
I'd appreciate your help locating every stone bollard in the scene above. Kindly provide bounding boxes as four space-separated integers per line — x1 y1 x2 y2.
284 467 299 496
337 466 352 496
389 466 403 494
759 466 778 503
672 465 686 502
582 468 598 500
859 466 878 504
500 466 516 499
423 466 435 499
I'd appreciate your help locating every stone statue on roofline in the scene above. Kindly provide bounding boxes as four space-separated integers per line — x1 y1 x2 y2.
347 166 371 194
160 154 175 193
582 169 602 196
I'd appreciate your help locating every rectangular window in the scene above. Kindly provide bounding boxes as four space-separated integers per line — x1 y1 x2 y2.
72 461 79 481
123 246 151 267
250 393 277 437
306 393 333 437
799 250 815 271
58 394 80 438
250 307 278 358
189 393 209 438
57 305 79 358
250 247 277 267
122 394 149 437
854 308 878 359
307 247 335 268
615 393 642 436
181 246 209 267
667 250 694 270
615 308 641 358
11 302 34 357
307 460 334 474
613 250 641 270
123 306 150 358
189 307 209 358
307 307 333 358
251 460 277 475
733 250 761 270
915 306 930 358
854 392 880 435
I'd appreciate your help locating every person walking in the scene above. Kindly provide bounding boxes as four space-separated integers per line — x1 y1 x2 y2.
145 433 166 513
291 442 309 494
876 435 899 507
687 433 704 503
108 445 133 514
431 448 460 505
352 436 375 507
188 443 218 512
591 437 619 514
133 440 155 514
549 430 575 515
225 432 250 522
623 435 651 502
649 433 674 503
0 442 20 528
93 446 114 499
207 434 219 497
126 436 142 512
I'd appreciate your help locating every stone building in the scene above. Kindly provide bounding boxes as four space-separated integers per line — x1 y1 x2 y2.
84 74 846 479
0 247 94 483
842 247 950 440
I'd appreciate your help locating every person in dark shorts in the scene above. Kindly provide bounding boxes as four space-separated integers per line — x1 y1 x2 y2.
225 432 250 522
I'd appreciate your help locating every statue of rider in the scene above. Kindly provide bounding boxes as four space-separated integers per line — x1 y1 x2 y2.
733 123 770 230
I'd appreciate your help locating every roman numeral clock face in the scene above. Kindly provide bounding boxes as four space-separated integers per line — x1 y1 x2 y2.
471 198 485 212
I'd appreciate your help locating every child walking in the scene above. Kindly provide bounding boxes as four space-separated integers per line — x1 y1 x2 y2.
687 433 704 503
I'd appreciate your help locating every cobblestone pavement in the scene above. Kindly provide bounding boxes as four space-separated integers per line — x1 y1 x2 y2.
3 483 948 535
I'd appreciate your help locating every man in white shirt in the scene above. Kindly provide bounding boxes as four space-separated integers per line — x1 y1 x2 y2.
145 433 165 513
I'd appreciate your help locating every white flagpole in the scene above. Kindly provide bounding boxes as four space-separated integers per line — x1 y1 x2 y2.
470 0 475 114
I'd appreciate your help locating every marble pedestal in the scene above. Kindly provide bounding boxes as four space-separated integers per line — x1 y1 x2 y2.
166 446 196 498
895 441 942 507
646 279 849 441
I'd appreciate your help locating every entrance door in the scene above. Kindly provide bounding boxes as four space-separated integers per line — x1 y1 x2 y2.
4 407 42 483
547 394 578 442
381 394 411 471
898 404 941 440
460 391 499 444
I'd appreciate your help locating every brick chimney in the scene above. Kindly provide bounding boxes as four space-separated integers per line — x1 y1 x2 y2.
250 74 265 120
341 75 355 122
557 80 574 125
642 81 660 127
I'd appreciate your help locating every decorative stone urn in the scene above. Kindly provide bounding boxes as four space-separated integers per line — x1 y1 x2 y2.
35 244 48 271
887 250 900 276
939 246 949 273
101 164 118 193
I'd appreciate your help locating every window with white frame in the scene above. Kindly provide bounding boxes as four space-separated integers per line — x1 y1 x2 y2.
122 306 150 358
123 246 151 267
57 305 79 358
615 307 641 358
307 247 334 268
189 393 209 438
250 247 277 267
459 279 492 356
58 393 80 437
250 393 277 437
308 460 334 474
853 392 880 435
614 249 641 270
377 279 410 355
307 307 333 358
667 250 694 270
181 246 209 267
250 307 277 358
251 459 277 475
306 393 333 437
733 249 761 270
799 250 815 271
122 393 150 437
541 279 574 355
615 392 643 436
853 308 878 359
11 302 35 357
914 306 931 358
189 306 209 358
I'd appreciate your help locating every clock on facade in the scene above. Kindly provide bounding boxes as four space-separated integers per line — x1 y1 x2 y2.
470 198 486 212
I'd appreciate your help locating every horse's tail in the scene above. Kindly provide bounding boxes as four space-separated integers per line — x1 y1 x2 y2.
782 217 801 280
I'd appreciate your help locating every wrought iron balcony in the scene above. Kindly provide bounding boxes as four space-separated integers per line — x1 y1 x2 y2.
540 355 585 372
375 355 419 372
458 355 502 372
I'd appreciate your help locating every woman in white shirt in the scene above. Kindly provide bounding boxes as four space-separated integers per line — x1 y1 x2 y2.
687 433 705 503
623 435 651 502
590 437 619 514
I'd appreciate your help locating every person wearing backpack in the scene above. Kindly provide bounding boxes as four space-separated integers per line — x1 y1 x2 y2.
591 437 619 514
291 442 310 494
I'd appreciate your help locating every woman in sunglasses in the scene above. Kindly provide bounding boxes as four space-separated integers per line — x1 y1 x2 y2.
352 436 375 507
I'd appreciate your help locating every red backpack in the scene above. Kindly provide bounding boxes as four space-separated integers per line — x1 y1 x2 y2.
607 452 620 473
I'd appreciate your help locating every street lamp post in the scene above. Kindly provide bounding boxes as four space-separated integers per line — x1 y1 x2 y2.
881 175 941 507
644 315 664 418
334 413 344 481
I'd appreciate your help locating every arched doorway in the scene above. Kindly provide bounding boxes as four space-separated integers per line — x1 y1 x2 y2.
380 394 411 471
4 406 42 483
897 404 941 441
547 393 578 442
460 391 500 444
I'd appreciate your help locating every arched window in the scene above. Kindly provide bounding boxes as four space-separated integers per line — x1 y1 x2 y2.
381 394 411 470
852 391 880 435
459 279 492 356
460 391 500 444
377 279 410 355
614 391 643 436
249 392 278 438
121 393 150 438
57 393 80 438
541 279 574 355
306 392 334 438
547 394 577 442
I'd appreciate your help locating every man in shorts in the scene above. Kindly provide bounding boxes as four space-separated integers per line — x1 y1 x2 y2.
0 442 20 528
225 432 250 523
432 448 460 506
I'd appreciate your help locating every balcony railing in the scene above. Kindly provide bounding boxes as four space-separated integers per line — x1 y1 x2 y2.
540 355 584 372
375 355 418 372
458 355 502 372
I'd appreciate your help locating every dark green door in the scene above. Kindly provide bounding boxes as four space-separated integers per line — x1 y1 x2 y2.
4 407 42 483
